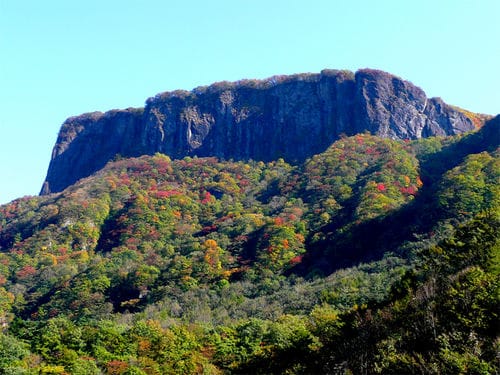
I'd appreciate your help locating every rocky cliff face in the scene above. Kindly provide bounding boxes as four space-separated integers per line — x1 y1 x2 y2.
41 69 476 194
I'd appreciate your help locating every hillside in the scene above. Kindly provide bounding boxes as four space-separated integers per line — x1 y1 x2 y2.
40 69 480 195
0 114 498 373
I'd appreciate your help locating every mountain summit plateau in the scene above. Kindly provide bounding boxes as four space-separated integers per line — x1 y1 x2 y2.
41 69 478 194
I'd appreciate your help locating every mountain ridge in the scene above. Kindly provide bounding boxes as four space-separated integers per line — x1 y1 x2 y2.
41 68 479 195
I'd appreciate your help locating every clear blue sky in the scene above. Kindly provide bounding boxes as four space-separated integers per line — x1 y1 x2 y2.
1 0 499 204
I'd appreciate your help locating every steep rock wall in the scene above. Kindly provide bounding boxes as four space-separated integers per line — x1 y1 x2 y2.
41 69 475 194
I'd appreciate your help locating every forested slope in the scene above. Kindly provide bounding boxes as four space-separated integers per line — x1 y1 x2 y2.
0 119 498 374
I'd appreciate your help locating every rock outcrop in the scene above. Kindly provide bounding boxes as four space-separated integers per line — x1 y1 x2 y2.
41 69 477 194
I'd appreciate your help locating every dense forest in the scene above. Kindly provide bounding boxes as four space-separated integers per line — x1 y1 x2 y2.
0 117 498 374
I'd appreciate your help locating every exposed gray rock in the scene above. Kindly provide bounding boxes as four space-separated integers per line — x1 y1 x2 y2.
40 108 144 194
41 69 477 194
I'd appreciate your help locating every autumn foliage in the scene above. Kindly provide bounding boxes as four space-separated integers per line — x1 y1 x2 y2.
0 128 498 373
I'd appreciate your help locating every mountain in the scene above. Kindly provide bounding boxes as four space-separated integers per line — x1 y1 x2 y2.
0 112 498 373
0 69 498 373
40 69 479 195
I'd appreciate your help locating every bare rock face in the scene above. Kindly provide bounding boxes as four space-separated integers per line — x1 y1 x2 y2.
41 69 476 194
139 69 357 163
40 109 144 194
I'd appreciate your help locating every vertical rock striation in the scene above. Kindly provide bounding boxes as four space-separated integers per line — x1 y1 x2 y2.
41 69 477 194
